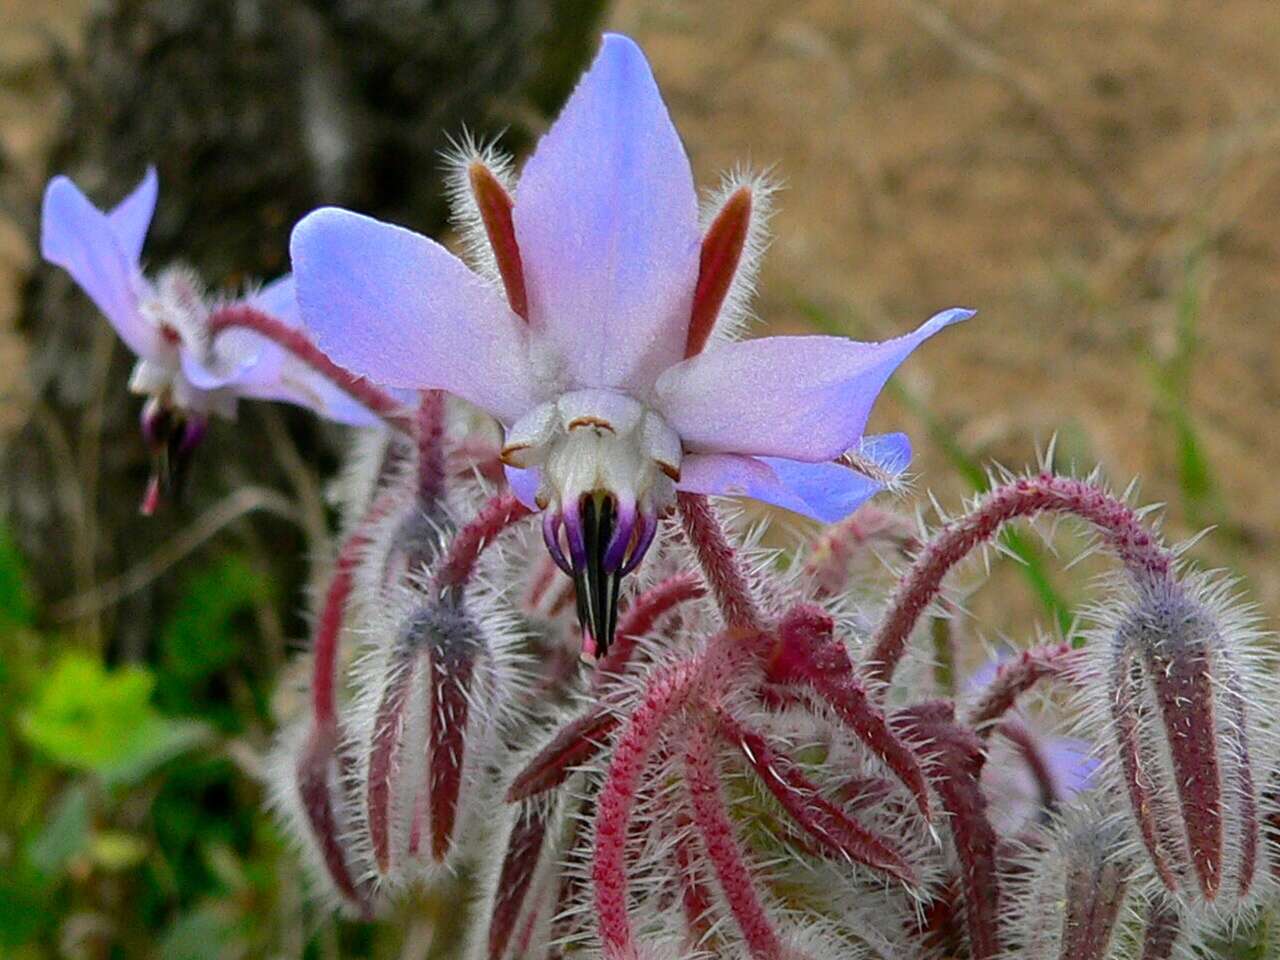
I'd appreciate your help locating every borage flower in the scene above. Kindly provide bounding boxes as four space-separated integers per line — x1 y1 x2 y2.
292 33 970 655
41 170 397 512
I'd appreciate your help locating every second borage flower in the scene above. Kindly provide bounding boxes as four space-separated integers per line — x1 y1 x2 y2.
291 33 970 655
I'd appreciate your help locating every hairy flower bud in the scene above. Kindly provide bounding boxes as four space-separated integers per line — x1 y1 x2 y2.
1082 573 1267 912
1003 801 1137 960
351 591 521 887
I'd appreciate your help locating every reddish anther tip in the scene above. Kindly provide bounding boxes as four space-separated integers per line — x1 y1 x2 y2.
470 162 528 320
140 475 162 516
685 187 752 359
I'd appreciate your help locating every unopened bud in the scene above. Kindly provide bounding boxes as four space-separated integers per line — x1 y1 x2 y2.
1095 575 1262 910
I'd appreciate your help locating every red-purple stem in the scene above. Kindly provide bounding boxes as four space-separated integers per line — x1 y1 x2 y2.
366 643 418 875
594 571 706 687
419 638 478 861
677 493 763 631
683 721 785 959
206 304 411 432
898 701 1002 960
805 504 918 597
867 474 1175 686
415 390 447 504
435 493 532 590
487 803 548 960
967 642 1079 733
593 660 700 957
717 710 916 884
997 719 1060 813
1111 644 1181 891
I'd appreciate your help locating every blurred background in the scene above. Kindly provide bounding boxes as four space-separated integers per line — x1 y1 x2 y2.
1 0 1277 956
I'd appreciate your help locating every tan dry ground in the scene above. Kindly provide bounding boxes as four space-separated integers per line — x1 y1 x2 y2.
610 0 1280 632
3 0 1278 637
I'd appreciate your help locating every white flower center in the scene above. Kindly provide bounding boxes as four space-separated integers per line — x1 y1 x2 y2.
129 266 238 418
502 389 684 658
501 388 681 516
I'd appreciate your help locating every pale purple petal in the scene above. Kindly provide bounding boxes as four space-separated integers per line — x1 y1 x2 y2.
186 274 410 426
677 432 909 523
248 274 300 326
1044 738 1098 798
106 167 158 266
654 308 972 460
513 33 699 392
505 466 541 510
41 175 159 359
291 207 543 424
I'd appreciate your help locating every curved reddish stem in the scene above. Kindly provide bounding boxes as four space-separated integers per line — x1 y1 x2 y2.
593 659 700 957
967 642 1078 733
677 493 762 631
294 725 369 914
594 571 706 687
672 807 715 944
804 504 918 597
507 707 621 802
867 474 1175 686
898 701 1002 960
997 719 1060 813
366 642 418 875
683 720 785 959
415 390 447 505
311 491 399 725
207 304 411 432
488 802 550 960
435 493 532 590
717 711 916 884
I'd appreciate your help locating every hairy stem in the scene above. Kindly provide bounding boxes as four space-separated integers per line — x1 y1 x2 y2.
415 390 447 506
593 660 700 957
594 571 706 687
868 474 1174 686
207 304 411 431
677 493 762 631
717 710 916 884
435 493 532 590
311 491 399 726
967 642 1078 733
684 722 785 959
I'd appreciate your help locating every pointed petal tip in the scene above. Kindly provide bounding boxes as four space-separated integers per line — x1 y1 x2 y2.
40 173 159 358
929 306 977 330
598 32 648 62
108 167 160 264
40 175 87 262
860 431 912 477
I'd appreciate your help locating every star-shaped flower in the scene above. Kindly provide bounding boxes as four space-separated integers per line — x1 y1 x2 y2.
291 33 970 653
41 170 390 510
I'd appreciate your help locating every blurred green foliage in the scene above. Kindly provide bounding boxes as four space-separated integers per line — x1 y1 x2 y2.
0 525 331 958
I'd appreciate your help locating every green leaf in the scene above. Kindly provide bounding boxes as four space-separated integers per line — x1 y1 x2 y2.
0 880 50 947
26 784 90 877
159 904 239 960
20 652 212 786
90 831 149 871
0 521 34 632
161 555 271 680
